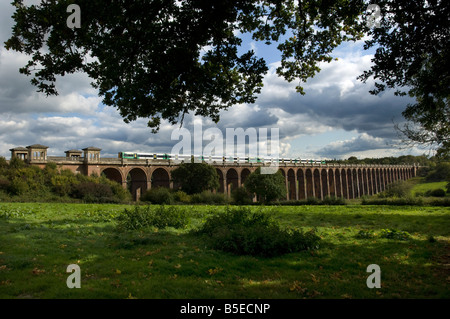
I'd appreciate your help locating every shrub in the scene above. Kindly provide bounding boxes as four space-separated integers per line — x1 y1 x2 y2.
195 207 320 257
0 177 10 191
306 197 320 205
379 181 413 198
8 157 26 170
428 198 450 206
8 177 29 195
116 205 189 230
191 190 228 204
362 197 423 206
108 181 132 202
425 162 450 182
72 182 114 203
355 228 411 240
425 188 446 197
355 230 375 239
51 174 78 196
322 196 347 205
231 186 253 205
173 190 191 203
379 229 411 241
141 187 173 204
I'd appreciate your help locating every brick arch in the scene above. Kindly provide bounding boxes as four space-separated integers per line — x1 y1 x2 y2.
287 168 296 200
216 168 224 193
151 167 170 188
321 169 328 198
226 168 239 193
126 167 148 200
352 168 359 198
314 169 321 199
367 168 373 195
241 168 251 186
376 168 382 193
362 168 368 196
347 169 354 199
334 169 341 198
101 167 124 184
357 168 364 196
341 169 348 199
297 169 306 200
306 168 314 198
384 168 388 189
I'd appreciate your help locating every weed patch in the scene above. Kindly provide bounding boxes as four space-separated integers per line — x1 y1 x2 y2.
115 205 189 231
195 207 320 257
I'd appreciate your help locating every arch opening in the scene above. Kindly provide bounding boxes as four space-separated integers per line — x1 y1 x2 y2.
151 168 170 189
127 168 148 201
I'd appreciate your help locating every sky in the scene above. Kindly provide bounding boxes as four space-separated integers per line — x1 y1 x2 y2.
0 2 428 160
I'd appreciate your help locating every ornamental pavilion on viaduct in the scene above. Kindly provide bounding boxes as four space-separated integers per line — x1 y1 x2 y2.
10 144 418 201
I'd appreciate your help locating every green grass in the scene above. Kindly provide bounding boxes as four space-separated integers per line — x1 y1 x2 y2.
411 178 448 196
0 202 449 299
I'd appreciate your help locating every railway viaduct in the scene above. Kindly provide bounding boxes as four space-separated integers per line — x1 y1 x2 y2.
10 144 419 201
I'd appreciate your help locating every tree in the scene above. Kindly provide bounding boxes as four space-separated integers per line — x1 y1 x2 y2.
244 167 286 203
4 0 366 132
171 162 219 195
359 0 450 158
6 1 448 156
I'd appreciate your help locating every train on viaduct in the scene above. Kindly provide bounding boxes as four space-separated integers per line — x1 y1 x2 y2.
9 144 418 201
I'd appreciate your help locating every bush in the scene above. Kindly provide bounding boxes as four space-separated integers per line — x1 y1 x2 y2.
195 207 320 257
116 205 189 230
277 196 346 206
72 182 115 203
379 181 413 198
379 229 411 241
425 188 446 197
8 177 29 195
191 190 228 204
362 197 423 206
428 198 450 206
355 230 375 239
110 183 132 202
51 174 79 196
231 186 253 205
425 162 450 182
355 228 411 240
141 187 173 204
0 177 10 191
322 196 347 205
173 190 191 203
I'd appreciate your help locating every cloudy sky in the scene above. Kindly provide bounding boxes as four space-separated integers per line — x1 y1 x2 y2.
0 2 426 160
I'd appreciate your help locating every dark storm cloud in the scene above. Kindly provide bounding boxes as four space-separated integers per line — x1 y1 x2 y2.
255 59 413 142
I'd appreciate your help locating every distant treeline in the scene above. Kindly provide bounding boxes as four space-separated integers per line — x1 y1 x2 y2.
326 155 433 166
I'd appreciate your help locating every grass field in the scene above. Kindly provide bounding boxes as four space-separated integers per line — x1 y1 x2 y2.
411 180 448 196
0 202 449 299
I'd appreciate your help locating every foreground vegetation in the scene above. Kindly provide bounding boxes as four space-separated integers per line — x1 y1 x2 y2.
0 203 448 299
